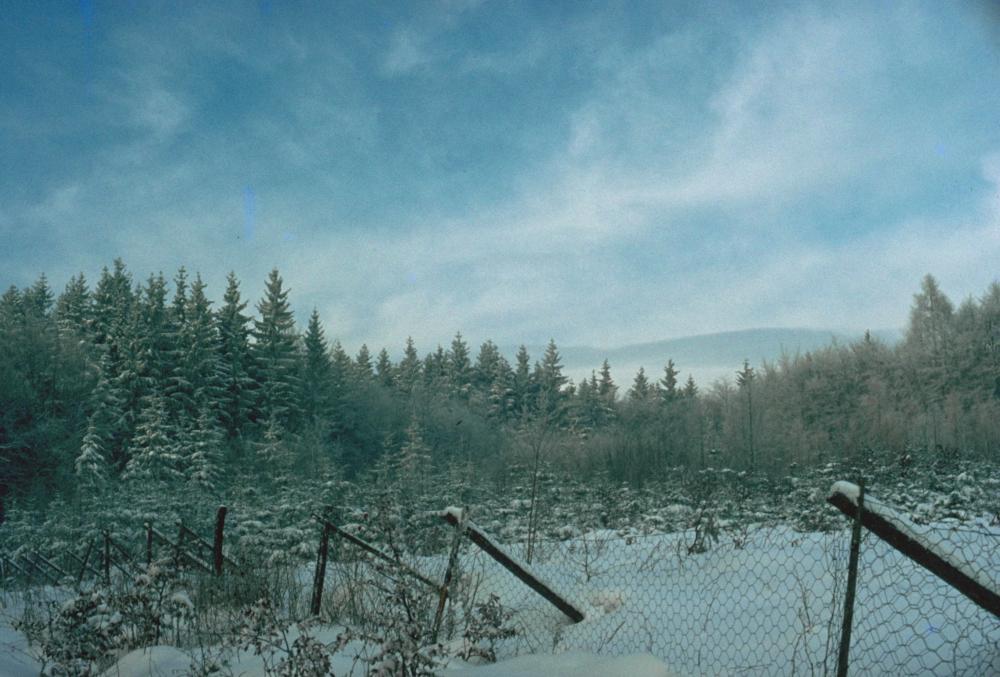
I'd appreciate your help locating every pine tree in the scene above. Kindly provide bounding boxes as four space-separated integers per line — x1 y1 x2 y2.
448 332 472 399
659 359 679 403
301 309 332 425
355 344 374 380
375 348 394 388
736 360 756 470
125 391 181 482
55 274 92 340
252 269 301 434
396 337 422 393
187 408 222 490
217 272 256 445
513 345 534 416
75 416 110 488
398 414 432 500
628 367 652 401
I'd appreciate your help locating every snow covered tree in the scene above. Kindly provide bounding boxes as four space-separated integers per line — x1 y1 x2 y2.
124 391 181 483
187 408 222 490
75 416 110 488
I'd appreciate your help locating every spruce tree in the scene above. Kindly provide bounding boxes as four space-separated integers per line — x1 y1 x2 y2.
252 269 301 435
217 272 256 446
375 348 394 388
628 367 652 401
659 359 679 403
397 337 422 393
301 309 332 425
355 344 374 380
125 391 181 483
448 332 472 398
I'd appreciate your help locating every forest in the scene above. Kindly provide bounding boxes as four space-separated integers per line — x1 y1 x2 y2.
1 261 998 509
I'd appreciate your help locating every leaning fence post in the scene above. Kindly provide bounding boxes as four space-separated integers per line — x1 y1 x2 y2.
310 517 333 616
103 531 111 586
837 477 865 677
432 507 467 643
213 506 227 576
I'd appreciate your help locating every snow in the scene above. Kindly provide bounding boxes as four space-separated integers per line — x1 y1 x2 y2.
442 651 678 677
829 481 999 594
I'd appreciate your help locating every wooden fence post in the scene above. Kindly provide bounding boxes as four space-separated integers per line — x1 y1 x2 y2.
146 523 153 568
213 506 227 576
311 520 332 616
103 531 111 586
837 478 865 677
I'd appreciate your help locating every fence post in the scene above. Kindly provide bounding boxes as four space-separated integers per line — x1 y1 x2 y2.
146 523 153 568
213 506 227 576
432 507 466 643
103 531 111 586
837 478 865 677
310 519 332 616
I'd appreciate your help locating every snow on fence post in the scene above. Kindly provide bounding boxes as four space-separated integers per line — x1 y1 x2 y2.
440 509 585 624
828 481 1000 619
836 477 864 677
432 506 467 643
310 516 332 616
213 506 227 576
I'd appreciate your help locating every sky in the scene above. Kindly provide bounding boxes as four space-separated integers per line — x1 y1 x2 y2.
2 0 999 357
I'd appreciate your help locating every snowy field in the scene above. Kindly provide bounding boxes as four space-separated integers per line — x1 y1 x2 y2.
3 517 997 676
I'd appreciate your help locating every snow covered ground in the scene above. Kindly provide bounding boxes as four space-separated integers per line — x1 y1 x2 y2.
3 519 997 676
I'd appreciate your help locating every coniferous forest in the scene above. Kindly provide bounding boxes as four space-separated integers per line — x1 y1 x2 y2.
1 261 998 509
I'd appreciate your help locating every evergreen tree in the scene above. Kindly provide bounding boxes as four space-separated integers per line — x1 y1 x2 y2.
301 309 332 425
355 344 374 380
216 272 256 446
55 274 92 340
448 332 472 398
187 408 222 490
659 359 679 403
396 337 422 393
628 367 652 401
75 417 110 488
375 348 394 388
682 375 699 398
736 360 756 470
252 269 301 434
512 345 534 416
124 391 181 482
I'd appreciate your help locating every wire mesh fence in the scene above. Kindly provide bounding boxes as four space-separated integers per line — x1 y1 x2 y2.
3 482 998 676
321 497 999 676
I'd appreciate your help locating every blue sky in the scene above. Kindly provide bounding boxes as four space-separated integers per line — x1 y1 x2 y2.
2 0 999 354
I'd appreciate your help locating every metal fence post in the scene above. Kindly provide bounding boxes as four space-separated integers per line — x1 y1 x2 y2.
837 478 865 677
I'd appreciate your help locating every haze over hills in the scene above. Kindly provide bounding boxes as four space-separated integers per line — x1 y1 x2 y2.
510 327 903 391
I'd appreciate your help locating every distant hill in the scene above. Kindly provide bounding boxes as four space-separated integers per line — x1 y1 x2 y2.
509 327 902 390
